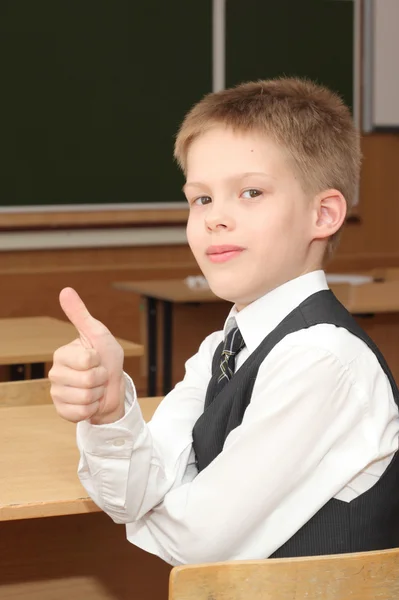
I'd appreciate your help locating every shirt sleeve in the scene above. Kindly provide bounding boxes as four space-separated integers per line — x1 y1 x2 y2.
76 332 218 522
126 343 389 565
76 340 388 566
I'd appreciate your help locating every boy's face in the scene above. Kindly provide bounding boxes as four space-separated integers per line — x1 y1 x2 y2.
184 126 318 309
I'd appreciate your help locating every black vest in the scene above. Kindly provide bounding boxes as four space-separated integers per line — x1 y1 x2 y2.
192 290 399 557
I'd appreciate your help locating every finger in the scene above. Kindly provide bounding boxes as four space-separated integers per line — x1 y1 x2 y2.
54 400 100 424
59 288 107 349
51 383 105 406
48 364 108 389
52 344 101 371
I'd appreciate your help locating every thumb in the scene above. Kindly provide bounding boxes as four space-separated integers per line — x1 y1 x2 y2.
59 287 100 350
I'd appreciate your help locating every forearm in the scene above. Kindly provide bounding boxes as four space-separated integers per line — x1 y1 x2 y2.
77 397 158 521
76 372 203 523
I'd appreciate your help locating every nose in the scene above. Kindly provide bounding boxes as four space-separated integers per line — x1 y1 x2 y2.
205 202 235 233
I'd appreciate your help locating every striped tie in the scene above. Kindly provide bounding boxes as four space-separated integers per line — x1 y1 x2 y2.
218 326 245 384
193 324 246 469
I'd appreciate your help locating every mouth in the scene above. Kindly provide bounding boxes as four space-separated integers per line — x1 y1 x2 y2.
205 245 245 264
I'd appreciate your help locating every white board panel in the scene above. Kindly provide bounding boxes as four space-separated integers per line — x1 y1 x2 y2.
363 0 399 131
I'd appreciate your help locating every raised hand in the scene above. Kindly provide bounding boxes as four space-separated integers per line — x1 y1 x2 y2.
49 287 125 424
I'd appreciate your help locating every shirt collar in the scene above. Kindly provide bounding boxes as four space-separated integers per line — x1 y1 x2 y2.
223 270 329 353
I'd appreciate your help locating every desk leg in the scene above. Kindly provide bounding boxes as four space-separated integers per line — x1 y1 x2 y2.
147 296 158 397
10 364 25 380
31 363 45 379
162 300 173 395
9 363 45 381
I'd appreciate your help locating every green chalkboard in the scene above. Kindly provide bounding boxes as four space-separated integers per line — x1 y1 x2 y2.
0 0 352 208
0 1 212 207
226 0 353 110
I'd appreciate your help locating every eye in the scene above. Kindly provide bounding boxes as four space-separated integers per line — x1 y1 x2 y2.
242 189 262 199
193 196 212 206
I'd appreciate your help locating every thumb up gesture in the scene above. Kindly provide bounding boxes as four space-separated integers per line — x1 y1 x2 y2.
49 288 125 425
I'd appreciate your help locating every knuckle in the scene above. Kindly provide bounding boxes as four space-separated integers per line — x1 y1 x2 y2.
56 404 93 424
79 388 93 404
53 340 75 361
78 351 92 370
53 341 80 367
53 401 69 420
50 382 61 402
79 387 100 405
52 346 62 363
48 365 62 384
82 370 96 388
74 405 93 422
90 350 102 367
79 402 99 421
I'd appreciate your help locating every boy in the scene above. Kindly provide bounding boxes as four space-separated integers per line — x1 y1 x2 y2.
50 78 399 566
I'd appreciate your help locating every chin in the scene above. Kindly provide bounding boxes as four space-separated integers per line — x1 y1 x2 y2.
208 278 263 309
206 277 246 304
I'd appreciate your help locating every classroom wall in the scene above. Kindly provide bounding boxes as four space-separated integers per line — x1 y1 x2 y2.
332 134 399 267
1 132 399 599
1 134 399 392
0 244 229 395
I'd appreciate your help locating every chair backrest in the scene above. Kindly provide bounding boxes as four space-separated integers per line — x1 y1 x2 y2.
0 378 52 407
169 547 399 600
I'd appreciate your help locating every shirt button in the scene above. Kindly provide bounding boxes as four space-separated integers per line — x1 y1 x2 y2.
113 438 126 447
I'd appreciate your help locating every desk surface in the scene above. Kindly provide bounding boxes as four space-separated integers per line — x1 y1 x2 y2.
0 397 162 521
114 277 399 314
0 316 143 365
114 279 223 303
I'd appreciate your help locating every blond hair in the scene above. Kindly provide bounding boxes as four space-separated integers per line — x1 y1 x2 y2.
174 78 361 257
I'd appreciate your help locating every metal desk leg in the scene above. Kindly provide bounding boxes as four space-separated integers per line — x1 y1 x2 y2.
162 300 173 395
147 296 158 396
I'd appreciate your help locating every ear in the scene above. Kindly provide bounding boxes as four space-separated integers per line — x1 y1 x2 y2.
312 189 347 241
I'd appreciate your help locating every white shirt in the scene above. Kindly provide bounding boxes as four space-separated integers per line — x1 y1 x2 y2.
76 270 399 566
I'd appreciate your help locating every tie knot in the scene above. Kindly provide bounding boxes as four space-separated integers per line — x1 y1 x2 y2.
222 326 245 357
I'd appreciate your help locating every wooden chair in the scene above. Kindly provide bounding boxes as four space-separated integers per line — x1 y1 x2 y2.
169 547 399 600
0 378 52 407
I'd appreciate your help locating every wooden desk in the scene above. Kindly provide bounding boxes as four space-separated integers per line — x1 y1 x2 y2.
0 316 143 381
0 398 162 521
114 279 220 304
0 397 169 600
338 280 399 314
371 267 399 282
113 279 227 396
114 277 399 396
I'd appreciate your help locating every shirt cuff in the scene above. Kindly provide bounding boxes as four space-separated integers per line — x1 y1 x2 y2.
76 372 145 456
